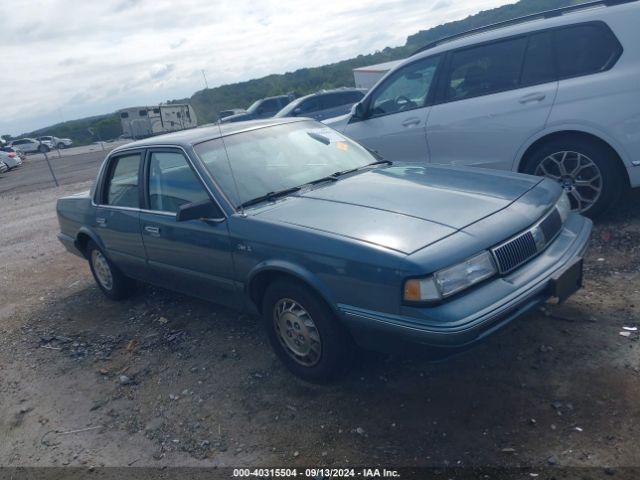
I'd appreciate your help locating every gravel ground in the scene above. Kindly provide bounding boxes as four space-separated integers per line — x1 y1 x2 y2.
0 181 639 477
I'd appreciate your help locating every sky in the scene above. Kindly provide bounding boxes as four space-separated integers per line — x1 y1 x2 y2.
0 0 514 136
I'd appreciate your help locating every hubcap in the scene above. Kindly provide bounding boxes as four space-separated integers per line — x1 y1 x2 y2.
273 298 321 367
534 151 602 213
91 250 113 291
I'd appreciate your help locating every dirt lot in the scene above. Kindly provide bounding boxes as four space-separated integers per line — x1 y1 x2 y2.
1 171 639 477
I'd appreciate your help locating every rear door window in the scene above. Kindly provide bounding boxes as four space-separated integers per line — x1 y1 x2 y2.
520 31 556 86
345 91 365 103
104 154 141 208
260 99 280 113
298 97 321 114
554 23 622 79
446 37 527 101
320 93 345 109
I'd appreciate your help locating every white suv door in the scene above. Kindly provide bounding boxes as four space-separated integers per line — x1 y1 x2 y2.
426 32 558 170
343 55 441 162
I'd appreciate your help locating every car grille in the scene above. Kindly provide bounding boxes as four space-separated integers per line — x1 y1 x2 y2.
492 209 562 274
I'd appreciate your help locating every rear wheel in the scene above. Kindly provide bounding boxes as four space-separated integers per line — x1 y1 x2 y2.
523 137 624 218
86 240 136 300
262 280 353 382
57 143 65 149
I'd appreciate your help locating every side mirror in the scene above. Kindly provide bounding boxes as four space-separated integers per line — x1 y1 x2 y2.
176 199 223 222
352 102 366 119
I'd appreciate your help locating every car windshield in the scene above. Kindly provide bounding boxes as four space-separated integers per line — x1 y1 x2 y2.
194 120 377 208
275 97 303 117
246 100 262 113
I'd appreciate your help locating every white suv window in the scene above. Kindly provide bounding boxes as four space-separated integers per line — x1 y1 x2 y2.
555 23 622 78
369 55 440 117
446 37 527 101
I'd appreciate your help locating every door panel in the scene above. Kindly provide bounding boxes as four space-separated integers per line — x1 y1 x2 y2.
344 109 431 162
140 149 239 307
140 213 238 306
426 82 558 170
95 207 146 277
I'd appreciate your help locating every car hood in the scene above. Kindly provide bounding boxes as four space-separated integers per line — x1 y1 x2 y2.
252 165 544 254
322 113 350 131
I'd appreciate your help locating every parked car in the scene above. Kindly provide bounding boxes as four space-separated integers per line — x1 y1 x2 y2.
325 0 640 217
38 135 73 149
1 145 26 161
9 138 50 154
218 108 245 119
219 95 293 123
57 118 591 381
275 88 366 121
0 150 22 169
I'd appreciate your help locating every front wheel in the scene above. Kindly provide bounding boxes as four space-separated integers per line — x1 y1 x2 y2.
38 144 50 153
57 143 65 149
523 137 624 218
262 280 354 383
86 241 136 300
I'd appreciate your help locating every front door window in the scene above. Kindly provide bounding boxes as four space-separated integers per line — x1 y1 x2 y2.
147 151 209 213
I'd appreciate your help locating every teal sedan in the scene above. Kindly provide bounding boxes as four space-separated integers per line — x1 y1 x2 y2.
57 118 591 382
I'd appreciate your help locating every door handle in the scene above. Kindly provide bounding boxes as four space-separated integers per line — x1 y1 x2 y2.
519 92 546 104
96 217 107 227
401 117 421 127
144 225 161 236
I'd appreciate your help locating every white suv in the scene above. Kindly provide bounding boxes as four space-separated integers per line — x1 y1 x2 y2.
325 0 640 216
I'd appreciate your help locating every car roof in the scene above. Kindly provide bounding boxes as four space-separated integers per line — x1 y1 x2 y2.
404 0 635 65
111 118 306 152
290 88 365 103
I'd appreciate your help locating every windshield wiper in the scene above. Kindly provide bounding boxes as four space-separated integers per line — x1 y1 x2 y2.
332 160 393 178
239 186 302 209
364 146 385 161
237 160 392 209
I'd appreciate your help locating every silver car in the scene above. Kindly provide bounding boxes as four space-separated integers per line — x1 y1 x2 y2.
0 151 22 169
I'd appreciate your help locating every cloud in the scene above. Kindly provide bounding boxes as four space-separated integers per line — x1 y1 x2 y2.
432 0 454 11
0 0 514 135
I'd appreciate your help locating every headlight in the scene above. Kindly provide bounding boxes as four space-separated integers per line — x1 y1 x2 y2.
403 251 497 302
555 192 571 223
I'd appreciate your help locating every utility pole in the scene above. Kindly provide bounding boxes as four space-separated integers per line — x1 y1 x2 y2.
201 69 209 90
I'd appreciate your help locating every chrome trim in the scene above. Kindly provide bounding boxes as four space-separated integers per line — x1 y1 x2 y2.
140 208 176 218
491 205 562 275
92 144 228 219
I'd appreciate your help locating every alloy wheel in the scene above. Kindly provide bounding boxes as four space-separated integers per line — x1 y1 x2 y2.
534 150 603 213
273 298 322 367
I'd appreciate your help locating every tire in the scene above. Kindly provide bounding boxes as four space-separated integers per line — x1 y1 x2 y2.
523 136 624 218
262 280 354 383
86 240 136 300
38 144 50 153
57 143 65 150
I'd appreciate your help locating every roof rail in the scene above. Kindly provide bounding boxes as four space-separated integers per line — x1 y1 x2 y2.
411 0 637 56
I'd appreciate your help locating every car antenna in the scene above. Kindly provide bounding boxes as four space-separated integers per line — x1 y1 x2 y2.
216 118 245 216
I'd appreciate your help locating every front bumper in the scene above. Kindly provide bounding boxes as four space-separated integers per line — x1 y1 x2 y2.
340 214 592 353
